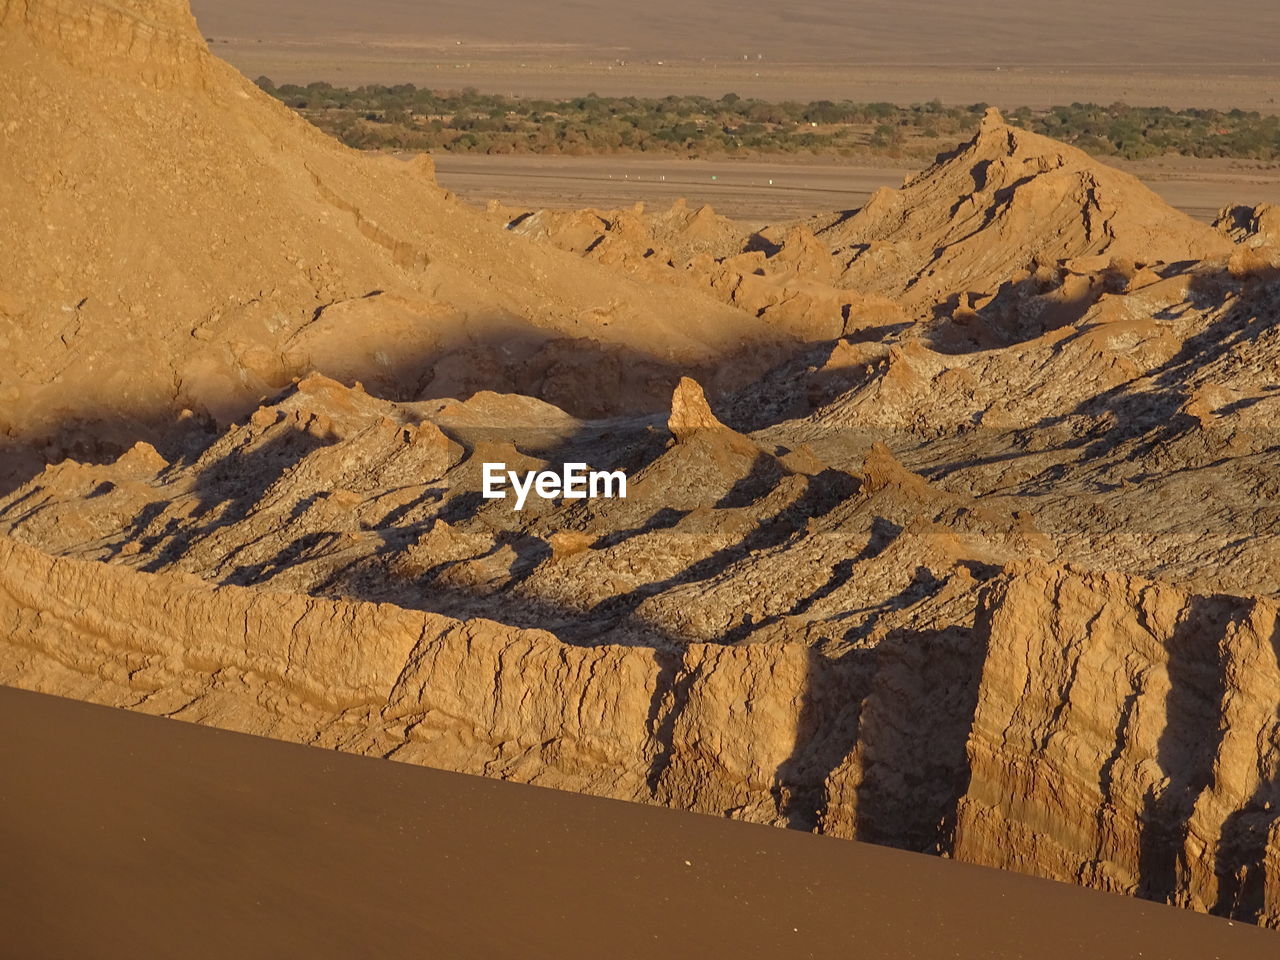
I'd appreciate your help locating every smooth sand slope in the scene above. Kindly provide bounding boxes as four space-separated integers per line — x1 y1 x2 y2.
2 686 1272 960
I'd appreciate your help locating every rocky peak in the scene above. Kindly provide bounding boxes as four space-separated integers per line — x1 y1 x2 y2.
667 377 727 441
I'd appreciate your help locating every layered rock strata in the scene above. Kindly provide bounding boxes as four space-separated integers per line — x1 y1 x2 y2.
4 534 1279 926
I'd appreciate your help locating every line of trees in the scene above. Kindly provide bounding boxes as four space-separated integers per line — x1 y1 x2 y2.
255 78 1280 162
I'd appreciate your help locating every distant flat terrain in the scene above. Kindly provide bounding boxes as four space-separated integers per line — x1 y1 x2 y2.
432 154 1280 223
191 0 1280 110
435 156 917 223
2 687 1272 959
191 0 1280 69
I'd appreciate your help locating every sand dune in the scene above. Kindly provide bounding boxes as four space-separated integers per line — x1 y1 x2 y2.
6 686 1271 959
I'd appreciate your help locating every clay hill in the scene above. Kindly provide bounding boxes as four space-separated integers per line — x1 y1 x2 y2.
0 0 788 488
5 0 1280 936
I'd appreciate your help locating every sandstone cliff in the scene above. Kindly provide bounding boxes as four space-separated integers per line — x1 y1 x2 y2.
5 535 1278 925
0 534 891 830
959 563 1280 925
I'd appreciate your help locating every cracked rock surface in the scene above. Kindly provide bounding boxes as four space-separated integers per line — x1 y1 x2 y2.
6 0 1280 930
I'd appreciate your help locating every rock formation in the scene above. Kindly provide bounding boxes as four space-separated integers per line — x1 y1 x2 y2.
0 0 793 489
808 108 1234 309
6 533 1279 925
6 0 1280 933
959 564 1280 925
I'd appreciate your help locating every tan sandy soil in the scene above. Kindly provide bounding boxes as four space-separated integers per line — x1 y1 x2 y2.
188 0 1280 110
1115 158 1280 221
187 0 1279 64
436 155 916 223
3 686 1273 960
433 154 1280 223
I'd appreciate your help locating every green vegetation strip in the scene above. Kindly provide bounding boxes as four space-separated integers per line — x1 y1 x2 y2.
258 79 1280 162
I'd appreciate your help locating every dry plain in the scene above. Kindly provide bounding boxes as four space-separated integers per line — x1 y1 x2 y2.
191 0 1280 221
432 154 1280 223
191 0 1280 109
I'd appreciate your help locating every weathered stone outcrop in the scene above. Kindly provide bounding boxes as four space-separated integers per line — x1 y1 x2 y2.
0 0 790 489
0 535 873 825
7 0 1280 936
957 563 1280 927
808 108 1234 312
5 538 1280 925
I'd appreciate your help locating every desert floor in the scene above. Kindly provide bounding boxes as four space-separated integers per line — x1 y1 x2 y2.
195 49 1280 113
190 0 1280 110
433 154 1280 223
189 0 1280 222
